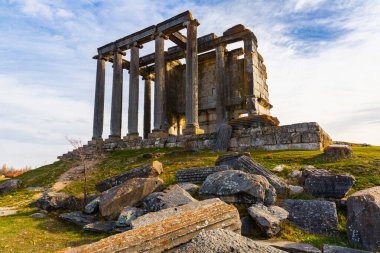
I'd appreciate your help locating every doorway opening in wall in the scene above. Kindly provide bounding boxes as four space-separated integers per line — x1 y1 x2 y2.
238 113 248 118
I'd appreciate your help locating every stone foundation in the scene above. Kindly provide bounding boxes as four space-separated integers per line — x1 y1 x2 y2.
58 122 332 161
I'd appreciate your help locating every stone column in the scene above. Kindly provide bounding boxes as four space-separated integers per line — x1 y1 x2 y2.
143 75 151 139
184 19 204 135
109 50 124 139
215 45 227 129
151 34 168 138
244 34 257 116
92 56 106 140
126 45 141 140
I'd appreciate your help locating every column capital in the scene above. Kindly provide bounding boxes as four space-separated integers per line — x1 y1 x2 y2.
129 42 143 49
113 48 126 56
183 19 200 28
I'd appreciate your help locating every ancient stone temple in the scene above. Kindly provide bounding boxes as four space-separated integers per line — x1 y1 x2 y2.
59 11 332 160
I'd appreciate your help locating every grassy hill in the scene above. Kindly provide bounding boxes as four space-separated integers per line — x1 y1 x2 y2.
1 146 379 252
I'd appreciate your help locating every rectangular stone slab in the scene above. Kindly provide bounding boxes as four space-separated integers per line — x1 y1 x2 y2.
175 165 231 184
56 198 241 253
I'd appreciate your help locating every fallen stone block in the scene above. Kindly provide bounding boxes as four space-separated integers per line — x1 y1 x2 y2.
248 204 289 237
143 184 197 212
0 179 22 195
31 192 75 211
99 177 164 219
272 164 286 173
302 167 355 198
323 144 353 161
323 244 373 253
346 186 380 251
289 185 304 195
59 211 97 227
175 165 231 184
254 240 321 253
83 221 116 233
280 199 339 236
199 170 276 205
217 154 289 195
57 198 241 253
116 206 146 227
95 161 163 192
83 197 100 214
215 152 251 168
175 228 286 253
177 182 199 195
241 216 256 237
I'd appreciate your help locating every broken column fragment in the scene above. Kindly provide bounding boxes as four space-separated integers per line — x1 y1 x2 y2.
175 165 231 184
57 198 241 253
96 161 163 192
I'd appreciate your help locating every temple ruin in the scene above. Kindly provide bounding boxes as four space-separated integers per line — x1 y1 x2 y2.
59 11 332 160
91 10 273 140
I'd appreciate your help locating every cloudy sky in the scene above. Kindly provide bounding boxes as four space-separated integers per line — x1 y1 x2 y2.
0 0 379 168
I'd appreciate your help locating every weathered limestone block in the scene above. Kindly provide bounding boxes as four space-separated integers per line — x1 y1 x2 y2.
177 182 199 195
58 198 241 253
175 228 286 253
59 211 97 227
31 192 79 212
199 170 276 205
324 144 353 161
248 204 289 237
219 154 290 195
143 184 197 212
83 221 116 233
303 167 355 198
99 177 164 219
215 152 251 168
254 240 321 253
175 165 230 184
280 199 339 236
84 197 100 214
346 186 380 251
96 161 163 192
323 244 373 253
0 179 22 195
116 206 146 228
213 124 232 152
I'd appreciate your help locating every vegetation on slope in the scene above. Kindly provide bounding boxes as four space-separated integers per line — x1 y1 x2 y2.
0 146 379 252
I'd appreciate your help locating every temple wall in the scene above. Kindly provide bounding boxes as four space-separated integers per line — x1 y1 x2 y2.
58 122 333 161
165 48 272 134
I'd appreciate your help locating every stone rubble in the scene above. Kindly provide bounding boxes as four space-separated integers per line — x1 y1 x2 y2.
302 167 355 199
175 165 231 184
177 182 199 195
143 184 197 212
280 199 339 236
248 203 289 237
0 179 22 195
323 244 373 253
99 177 164 219
95 161 163 192
116 206 146 228
346 186 380 251
175 228 286 253
59 211 97 227
199 170 276 205
254 240 321 253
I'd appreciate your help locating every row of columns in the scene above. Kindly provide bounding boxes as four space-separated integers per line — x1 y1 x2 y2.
92 20 203 140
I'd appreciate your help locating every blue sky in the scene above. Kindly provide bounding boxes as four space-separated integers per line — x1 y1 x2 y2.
0 0 379 168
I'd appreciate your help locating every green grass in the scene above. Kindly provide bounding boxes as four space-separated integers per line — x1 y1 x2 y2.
0 146 379 252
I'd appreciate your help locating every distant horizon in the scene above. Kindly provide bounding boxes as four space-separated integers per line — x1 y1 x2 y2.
1 0 379 168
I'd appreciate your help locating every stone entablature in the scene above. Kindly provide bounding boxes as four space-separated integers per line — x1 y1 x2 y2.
58 122 332 161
